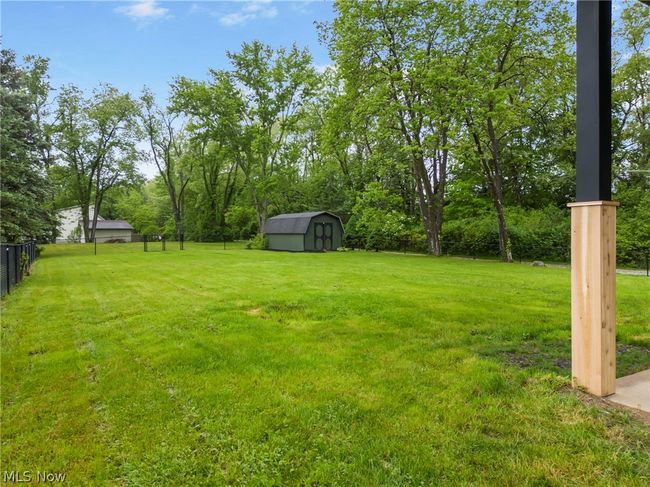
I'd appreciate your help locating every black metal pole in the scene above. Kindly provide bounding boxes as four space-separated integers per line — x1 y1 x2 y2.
5 247 10 295
94 237 97 255
646 251 649 277
162 236 166 251
576 0 612 202
144 235 148 252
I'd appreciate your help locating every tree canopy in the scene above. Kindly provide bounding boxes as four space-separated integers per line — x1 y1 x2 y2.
1 1 648 265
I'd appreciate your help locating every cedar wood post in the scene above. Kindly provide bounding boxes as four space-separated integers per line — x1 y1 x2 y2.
569 0 617 396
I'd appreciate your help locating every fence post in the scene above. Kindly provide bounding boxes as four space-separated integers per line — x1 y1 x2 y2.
14 246 20 284
5 246 9 295
162 236 166 251
144 235 148 252
94 237 97 255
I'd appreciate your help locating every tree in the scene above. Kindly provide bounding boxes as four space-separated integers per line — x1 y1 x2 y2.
51 84 140 241
612 1 650 263
171 71 243 239
456 0 573 261
325 0 458 255
227 41 319 233
173 41 319 235
140 88 192 240
0 49 55 242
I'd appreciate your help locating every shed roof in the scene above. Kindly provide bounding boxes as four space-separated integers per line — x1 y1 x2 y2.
264 211 341 234
88 220 134 231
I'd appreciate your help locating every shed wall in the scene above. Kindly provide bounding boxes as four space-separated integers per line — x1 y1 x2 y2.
267 234 305 252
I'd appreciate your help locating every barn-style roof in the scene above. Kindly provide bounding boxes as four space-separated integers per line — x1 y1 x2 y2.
264 211 341 234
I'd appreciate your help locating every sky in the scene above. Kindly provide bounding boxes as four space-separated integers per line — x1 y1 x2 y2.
1 0 336 103
0 1 642 179
2 0 336 177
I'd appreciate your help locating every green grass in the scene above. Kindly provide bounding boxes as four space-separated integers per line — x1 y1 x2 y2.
2 243 649 485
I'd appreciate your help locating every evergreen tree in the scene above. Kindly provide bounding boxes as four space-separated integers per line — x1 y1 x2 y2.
0 49 55 242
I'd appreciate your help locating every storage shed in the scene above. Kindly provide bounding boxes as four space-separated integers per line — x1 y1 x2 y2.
263 211 344 252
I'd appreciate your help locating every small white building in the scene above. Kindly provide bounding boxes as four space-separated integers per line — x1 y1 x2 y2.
56 205 102 243
56 206 134 243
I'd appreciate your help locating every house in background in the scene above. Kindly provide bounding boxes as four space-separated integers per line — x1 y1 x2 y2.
56 206 134 243
56 205 102 243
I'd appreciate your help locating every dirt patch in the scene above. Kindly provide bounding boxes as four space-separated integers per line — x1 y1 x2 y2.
498 350 571 373
494 342 649 375
245 308 269 320
87 364 98 383
617 344 649 355
27 346 46 356
554 358 571 370
502 352 536 368
573 389 650 425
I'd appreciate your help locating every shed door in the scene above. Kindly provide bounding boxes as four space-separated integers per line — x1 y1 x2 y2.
314 222 333 251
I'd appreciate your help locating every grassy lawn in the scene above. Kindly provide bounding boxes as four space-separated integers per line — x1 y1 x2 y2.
2 243 649 485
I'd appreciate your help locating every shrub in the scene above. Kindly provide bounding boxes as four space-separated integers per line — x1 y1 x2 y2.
345 182 414 251
20 251 31 276
227 206 258 240
246 233 268 250
441 205 571 261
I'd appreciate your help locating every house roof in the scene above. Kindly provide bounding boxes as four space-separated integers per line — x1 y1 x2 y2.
263 211 341 235
89 220 134 231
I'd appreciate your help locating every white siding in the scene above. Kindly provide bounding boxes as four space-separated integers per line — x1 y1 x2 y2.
56 206 102 243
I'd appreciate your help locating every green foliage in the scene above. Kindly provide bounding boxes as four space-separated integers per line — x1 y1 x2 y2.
443 206 571 262
245 233 268 250
19 251 30 276
0 49 56 242
67 224 82 243
345 183 415 251
51 83 141 241
618 188 650 265
173 41 319 234
226 205 257 240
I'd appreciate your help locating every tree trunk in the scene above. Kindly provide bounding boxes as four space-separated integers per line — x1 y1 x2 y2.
433 139 448 255
412 153 441 255
80 204 90 243
486 116 513 262
492 189 513 262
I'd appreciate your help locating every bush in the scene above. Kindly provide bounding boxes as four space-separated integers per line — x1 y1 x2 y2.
246 233 268 250
227 206 258 240
441 205 571 261
345 182 415 251
617 189 650 266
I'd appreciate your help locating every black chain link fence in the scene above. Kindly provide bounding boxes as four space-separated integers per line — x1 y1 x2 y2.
346 236 650 276
86 234 186 254
1 241 38 297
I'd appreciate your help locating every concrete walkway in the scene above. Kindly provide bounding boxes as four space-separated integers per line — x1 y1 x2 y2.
607 369 650 413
